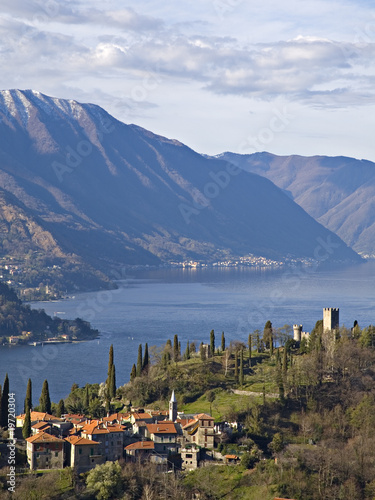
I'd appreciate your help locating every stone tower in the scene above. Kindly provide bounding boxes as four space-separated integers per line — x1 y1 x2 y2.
323 308 339 332
293 324 303 342
169 390 177 422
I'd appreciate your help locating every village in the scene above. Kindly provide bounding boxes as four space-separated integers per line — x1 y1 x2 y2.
16 391 240 474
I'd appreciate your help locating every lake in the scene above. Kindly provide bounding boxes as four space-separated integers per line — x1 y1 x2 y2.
1 261 375 412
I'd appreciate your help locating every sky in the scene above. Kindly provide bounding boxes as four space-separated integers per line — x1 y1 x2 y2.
0 0 375 160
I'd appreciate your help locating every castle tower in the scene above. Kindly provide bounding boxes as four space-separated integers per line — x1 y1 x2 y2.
323 308 339 332
169 390 177 422
293 324 302 342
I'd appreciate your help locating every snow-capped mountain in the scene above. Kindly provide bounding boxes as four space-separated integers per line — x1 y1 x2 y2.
0 90 360 289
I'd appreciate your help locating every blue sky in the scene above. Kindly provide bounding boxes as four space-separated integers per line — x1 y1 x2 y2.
1 0 375 160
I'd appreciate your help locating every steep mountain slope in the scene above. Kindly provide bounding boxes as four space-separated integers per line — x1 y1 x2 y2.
219 152 375 257
0 90 360 290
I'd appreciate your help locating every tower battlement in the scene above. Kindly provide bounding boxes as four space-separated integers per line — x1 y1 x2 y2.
323 307 339 332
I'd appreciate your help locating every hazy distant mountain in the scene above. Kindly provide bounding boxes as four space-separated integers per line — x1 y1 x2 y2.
218 152 375 257
0 90 360 289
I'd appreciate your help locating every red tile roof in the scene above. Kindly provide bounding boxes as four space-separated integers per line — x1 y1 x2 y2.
65 436 100 446
125 441 155 450
17 412 58 422
31 422 51 430
132 412 153 420
195 413 214 420
146 423 177 434
26 432 65 444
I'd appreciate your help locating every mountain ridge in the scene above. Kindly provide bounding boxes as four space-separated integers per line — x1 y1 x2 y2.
218 152 375 257
0 89 361 291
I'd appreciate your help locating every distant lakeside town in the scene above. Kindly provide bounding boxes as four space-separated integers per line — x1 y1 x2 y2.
1 253 318 302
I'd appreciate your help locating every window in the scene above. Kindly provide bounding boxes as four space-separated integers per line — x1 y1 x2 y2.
90 448 94 456
79 448 82 455
186 454 192 458
55 452 58 457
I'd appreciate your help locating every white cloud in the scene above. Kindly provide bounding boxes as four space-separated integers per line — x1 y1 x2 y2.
1 0 375 160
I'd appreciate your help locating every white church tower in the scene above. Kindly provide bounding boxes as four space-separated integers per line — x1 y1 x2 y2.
169 390 177 422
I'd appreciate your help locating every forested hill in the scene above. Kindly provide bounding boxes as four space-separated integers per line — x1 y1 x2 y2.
0 281 98 343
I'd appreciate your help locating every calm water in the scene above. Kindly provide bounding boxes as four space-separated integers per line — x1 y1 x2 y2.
1 261 374 412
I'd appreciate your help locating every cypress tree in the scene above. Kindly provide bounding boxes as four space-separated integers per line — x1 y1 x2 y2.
248 334 252 368
0 374 9 428
109 364 116 399
239 349 244 386
234 351 238 383
221 332 225 352
263 320 273 351
142 343 149 372
85 384 90 409
165 339 172 363
130 364 137 381
184 341 190 360
256 331 260 352
108 344 114 379
210 330 215 357
282 345 288 376
173 335 179 362
56 399 65 418
22 406 31 439
106 344 116 399
136 344 143 376
200 342 205 361
24 378 32 413
39 379 51 414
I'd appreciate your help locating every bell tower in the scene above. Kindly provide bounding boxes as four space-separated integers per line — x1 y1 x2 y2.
169 390 177 422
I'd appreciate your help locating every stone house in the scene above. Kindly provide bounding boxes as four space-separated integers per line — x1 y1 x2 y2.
182 413 215 448
64 435 103 472
26 432 65 470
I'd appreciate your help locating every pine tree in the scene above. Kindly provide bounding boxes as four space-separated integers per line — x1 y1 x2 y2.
136 344 143 376
130 364 137 381
221 332 225 352
39 379 51 414
210 330 215 357
173 335 179 362
24 378 32 413
239 349 244 386
22 406 31 439
56 399 65 418
142 343 149 372
0 374 9 428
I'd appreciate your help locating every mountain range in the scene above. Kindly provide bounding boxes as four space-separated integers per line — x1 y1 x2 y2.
0 89 361 291
218 152 375 258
